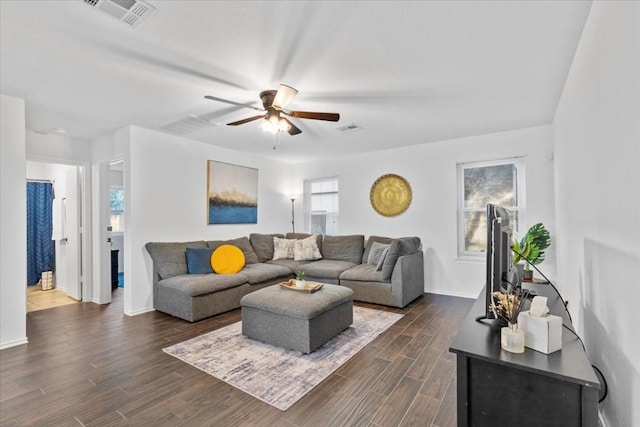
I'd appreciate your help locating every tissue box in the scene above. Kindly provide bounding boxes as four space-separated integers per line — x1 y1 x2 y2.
517 311 562 354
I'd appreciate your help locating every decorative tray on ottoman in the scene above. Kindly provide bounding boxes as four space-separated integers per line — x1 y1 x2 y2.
279 279 324 293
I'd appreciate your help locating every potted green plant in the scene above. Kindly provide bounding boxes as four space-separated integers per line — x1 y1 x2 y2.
295 271 306 288
512 223 551 281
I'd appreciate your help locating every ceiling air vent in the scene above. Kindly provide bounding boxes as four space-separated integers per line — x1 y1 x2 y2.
158 113 221 136
337 123 364 133
83 0 156 28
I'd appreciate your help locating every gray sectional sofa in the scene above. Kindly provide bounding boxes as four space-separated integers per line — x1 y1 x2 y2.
145 233 424 322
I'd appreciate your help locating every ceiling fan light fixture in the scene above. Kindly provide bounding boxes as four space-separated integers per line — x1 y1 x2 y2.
260 110 291 134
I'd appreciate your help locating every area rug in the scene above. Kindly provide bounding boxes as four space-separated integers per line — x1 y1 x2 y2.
163 306 402 411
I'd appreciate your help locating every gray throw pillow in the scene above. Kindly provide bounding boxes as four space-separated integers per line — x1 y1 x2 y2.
367 242 390 266
376 247 390 271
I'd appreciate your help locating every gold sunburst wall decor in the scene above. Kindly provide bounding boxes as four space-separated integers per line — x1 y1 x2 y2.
369 174 412 217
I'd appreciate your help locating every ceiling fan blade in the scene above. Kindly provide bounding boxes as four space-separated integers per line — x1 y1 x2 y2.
227 115 265 126
272 84 298 110
281 117 302 135
205 95 264 112
286 110 340 122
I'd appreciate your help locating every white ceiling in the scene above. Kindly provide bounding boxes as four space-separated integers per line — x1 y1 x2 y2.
0 0 592 163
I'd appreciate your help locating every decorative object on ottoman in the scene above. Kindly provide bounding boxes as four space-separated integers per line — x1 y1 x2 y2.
369 173 412 217
295 271 306 288
241 284 354 353
211 244 245 274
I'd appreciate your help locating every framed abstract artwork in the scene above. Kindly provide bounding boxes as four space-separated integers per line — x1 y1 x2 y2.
207 160 258 224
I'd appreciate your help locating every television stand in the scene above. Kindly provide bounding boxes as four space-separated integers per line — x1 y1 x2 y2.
449 283 600 427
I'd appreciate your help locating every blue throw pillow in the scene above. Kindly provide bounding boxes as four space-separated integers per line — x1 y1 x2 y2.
185 247 214 274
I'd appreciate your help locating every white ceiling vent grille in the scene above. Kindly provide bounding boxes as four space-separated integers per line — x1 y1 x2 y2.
158 113 221 136
337 123 364 133
83 0 156 28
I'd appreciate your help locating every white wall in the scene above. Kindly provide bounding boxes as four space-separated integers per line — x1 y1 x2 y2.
126 126 295 315
26 130 91 163
0 95 27 349
293 125 556 298
553 2 640 426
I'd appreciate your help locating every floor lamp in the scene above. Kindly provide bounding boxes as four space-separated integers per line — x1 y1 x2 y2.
290 198 295 233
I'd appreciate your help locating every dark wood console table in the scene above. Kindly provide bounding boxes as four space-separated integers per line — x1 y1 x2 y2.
449 283 600 427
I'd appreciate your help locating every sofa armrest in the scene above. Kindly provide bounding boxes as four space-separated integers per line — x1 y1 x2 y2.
390 251 424 307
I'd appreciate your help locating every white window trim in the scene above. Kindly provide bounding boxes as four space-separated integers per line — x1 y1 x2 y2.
456 157 526 260
303 176 339 234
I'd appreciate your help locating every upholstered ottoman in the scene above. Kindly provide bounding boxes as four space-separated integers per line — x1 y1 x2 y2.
240 283 354 353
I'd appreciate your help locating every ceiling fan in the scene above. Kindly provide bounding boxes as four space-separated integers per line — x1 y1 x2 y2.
205 84 339 135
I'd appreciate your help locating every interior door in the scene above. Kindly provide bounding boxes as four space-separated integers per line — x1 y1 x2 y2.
64 167 82 300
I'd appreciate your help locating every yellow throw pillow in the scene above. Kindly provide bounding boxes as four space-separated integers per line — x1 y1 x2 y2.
211 244 245 274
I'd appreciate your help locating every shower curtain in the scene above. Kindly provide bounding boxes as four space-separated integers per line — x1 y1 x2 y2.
26 181 55 286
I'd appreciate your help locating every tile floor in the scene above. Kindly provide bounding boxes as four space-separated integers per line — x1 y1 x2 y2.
26 285 79 312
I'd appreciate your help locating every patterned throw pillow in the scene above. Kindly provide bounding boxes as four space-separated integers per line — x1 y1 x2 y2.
272 237 296 260
293 235 323 261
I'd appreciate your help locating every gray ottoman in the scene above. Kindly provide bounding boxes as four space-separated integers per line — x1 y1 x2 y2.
240 284 354 353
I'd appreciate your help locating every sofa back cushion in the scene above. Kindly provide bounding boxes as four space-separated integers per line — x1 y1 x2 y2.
207 236 259 264
250 233 284 262
145 241 207 280
380 237 421 280
321 235 364 264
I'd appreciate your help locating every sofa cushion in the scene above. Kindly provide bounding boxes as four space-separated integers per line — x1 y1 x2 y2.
250 233 284 262
293 235 323 261
239 263 291 285
145 241 207 280
339 263 387 282
380 237 421 280
207 237 259 264
158 273 246 297
185 247 215 274
273 237 296 259
211 244 245 274
266 258 312 272
321 235 364 264
362 235 394 263
367 242 390 266
297 259 357 280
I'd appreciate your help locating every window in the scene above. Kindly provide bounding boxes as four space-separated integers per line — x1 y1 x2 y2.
304 177 339 235
457 158 524 258
110 188 124 233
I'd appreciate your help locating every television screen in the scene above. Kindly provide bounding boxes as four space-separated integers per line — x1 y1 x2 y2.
484 203 520 320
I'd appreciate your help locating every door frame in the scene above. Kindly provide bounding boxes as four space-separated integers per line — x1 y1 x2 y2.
25 156 92 302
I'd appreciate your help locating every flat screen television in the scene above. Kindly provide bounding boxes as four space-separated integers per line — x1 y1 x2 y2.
484 203 521 320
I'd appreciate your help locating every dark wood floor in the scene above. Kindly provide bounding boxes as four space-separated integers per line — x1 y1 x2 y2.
0 288 473 427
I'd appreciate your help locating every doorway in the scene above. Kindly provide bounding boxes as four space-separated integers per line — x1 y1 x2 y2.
25 160 85 311
109 161 125 292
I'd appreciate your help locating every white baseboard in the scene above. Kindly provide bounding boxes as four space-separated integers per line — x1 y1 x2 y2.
0 337 28 350
425 288 477 299
124 307 155 317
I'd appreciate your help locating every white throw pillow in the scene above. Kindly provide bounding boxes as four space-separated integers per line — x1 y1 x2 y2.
294 235 323 261
272 237 295 260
